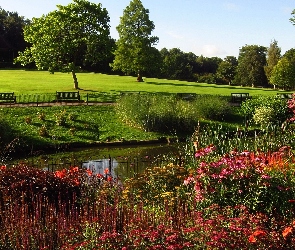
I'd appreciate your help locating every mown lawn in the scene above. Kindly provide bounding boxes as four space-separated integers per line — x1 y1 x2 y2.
0 69 282 96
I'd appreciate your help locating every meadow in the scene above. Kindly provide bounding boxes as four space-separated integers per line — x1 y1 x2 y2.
1 70 295 249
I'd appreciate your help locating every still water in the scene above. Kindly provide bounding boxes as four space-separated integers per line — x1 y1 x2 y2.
14 143 187 179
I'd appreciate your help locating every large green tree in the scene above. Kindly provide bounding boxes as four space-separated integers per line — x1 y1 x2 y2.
270 49 295 90
270 57 295 90
160 48 195 80
0 7 29 64
234 45 268 87
15 0 113 89
111 0 159 80
264 40 281 83
216 56 238 85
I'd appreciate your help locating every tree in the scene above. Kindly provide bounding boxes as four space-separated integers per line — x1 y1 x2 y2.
0 7 29 65
264 40 281 83
111 0 159 81
15 0 113 89
290 9 295 26
234 45 268 87
270 57 295 90
216 56 238 85
160 48 194 80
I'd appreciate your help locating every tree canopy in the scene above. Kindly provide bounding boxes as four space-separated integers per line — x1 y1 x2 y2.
0 7 29 65
111 0 159 79
234 45 268 87
216 56 238 85
264 40 281 83
270 48 295 90
15 0 113 89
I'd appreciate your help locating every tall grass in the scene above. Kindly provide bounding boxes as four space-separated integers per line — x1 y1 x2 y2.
116 93 235 135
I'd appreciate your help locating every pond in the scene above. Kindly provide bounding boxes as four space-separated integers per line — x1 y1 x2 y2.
11 142 188 180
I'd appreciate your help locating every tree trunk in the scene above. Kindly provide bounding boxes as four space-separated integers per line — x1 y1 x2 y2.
137 70 143 82
72 71 79 89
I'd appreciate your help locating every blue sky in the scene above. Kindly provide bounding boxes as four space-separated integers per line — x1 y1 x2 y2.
1 0 294 58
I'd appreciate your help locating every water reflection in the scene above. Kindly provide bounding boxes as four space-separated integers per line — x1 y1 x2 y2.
13 143 185 179
82 159 117 178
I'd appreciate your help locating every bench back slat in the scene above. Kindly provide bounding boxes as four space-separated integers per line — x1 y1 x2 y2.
56 91 80 101
0 92 16 102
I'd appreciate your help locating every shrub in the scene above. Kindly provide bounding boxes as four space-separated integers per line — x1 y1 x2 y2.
253 106 276 127
37 111 46 121
25 116 32 124
193 95 232 121
55 109 67 126
39 124 49 137
241 95 290 126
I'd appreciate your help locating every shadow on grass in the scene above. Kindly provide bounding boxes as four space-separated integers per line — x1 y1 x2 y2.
145 81 275 92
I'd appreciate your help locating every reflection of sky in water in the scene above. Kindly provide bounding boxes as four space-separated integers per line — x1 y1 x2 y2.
82 159 118 178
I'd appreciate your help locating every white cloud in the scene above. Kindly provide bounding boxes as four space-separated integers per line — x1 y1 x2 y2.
201 44 226 57
223 2 240 11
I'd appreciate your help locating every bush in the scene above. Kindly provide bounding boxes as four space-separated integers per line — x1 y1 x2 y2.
194 95 232 121
253 106 276 127
241 95 290 126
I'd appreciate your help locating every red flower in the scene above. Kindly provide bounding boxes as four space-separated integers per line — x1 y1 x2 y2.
248 230 266 243
104 168 109 174
248 235 256 243
70 166 79 173
0 165 6 171
253 230 266 237
283 226 293 238
55 169 67 178
86 169 92 176
97 173 103 178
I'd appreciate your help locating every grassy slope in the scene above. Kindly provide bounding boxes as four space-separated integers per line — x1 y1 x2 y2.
0 69 282 96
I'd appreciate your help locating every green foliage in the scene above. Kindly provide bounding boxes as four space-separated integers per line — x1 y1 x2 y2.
116 93 198 133
116 94 234 134
160 48 195 80
111 0 159 76
270 57 295 90
0 7 29 65
253 106 276 127
240 95 290 126
264 40 281 83
194 95 232 120
0 105 164 155
234 45 268 87
216 56 238 85
123 163 188 204
15 0 113 89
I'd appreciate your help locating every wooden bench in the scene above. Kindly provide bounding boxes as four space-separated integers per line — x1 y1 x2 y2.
56 91 80 102
0 92 16 103
231 93 251 103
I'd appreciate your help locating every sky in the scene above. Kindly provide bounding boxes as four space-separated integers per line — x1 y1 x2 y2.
1 0 294 59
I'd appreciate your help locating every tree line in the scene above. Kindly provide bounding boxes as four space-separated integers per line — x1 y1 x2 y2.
1 0 295 90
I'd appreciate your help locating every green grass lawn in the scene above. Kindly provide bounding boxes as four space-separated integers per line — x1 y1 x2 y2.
0 105 168 159
0 69 283 96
